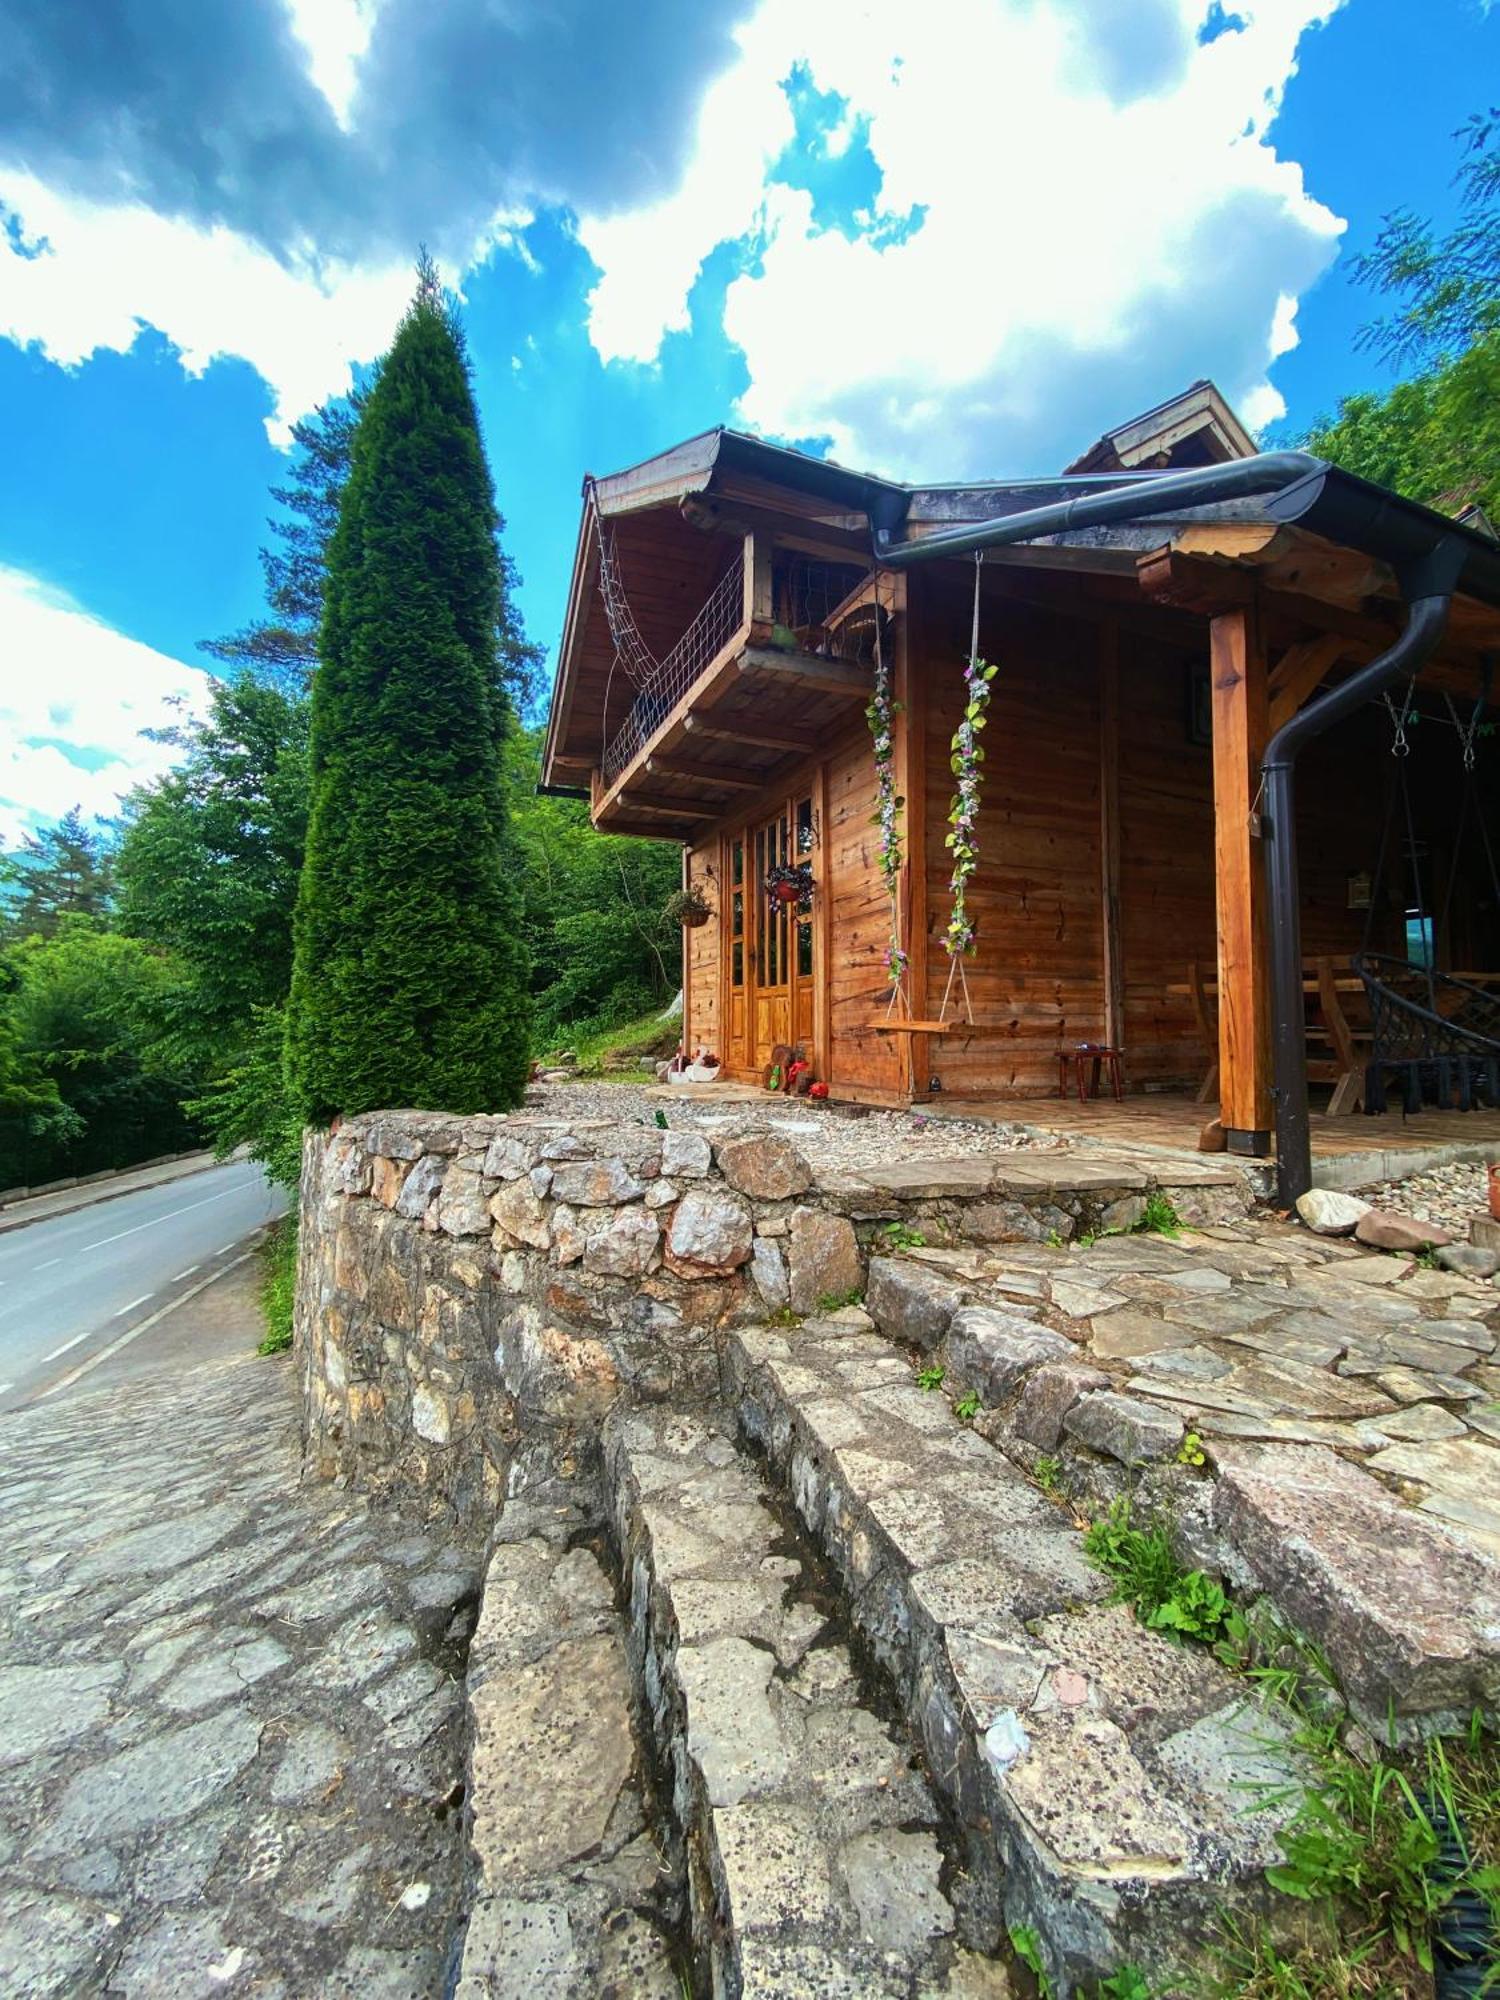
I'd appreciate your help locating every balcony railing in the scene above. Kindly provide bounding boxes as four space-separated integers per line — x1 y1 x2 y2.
600 550 746 789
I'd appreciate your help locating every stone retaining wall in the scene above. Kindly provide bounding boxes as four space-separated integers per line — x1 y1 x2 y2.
297 1109 1249 1522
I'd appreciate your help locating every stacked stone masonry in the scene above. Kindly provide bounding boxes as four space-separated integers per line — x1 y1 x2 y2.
296 1110 1500 1993
296 1111 1248 1524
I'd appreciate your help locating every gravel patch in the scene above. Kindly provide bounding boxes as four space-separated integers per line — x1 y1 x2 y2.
1366 1158 1491 1237
525 1081 1067 1175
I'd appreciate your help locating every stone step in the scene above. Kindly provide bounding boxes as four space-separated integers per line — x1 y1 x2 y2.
867 1242 1500 1733
602 1402 1009 1997
457 1502 681 1998
723 1315 1305 1994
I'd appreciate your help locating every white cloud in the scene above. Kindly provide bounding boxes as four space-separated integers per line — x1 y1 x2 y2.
0 170 413 445
281 0 382 129
577 0 1348 476
0 568 214 845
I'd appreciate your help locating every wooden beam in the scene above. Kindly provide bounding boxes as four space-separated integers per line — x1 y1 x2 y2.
738 645 870 696
1267 632 1353 734
684 714 811 755
1138 547 1257 615
645 756 764 791
1098 619 1125 1058
609 791 720 820
600 817 693 841
1210 599 1273 1154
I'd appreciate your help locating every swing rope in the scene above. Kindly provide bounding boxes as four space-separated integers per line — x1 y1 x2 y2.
1438 681 1500 952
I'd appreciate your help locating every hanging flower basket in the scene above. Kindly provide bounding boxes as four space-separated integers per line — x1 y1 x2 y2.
664 887 714 928
765 861 814 910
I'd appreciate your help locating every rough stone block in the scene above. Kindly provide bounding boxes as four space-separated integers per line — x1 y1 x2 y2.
436 1163 490 1237
865 1257 963 1353
582 1206 662 1278
1438 1244 1500 1280
1295 1188 1370 1236
666 1188 754 1276
1064 1391 1183 1466
489 1180 552 1252
661 1131 712 1179
715 1134 813 1202
943 1307 1074 1405
547 1159 646 1208
1211 1439 1500 1725
1012 1361 1112 1450
1355 1211 1454 1253
394 1153 446 1222
786 1207 862 1314
750 1238 789 1312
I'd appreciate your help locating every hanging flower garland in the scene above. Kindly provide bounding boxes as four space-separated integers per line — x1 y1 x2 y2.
864 601 908 988
945 650 997 955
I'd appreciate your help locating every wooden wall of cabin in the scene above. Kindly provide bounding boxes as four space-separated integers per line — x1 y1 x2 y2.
916 586 1108 1096
682 836 721 1061
824 723 905 1099
911 580 1222 1098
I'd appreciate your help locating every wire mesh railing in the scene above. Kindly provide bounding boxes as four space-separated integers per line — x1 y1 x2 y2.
601 548 746 788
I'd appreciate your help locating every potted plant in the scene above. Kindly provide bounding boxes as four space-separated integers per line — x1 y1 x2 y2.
764 860 814 910
664 886 714 928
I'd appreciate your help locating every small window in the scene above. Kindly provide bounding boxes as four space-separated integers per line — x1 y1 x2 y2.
797 918 813 978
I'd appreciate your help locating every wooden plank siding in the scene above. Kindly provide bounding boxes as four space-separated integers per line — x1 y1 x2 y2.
684 835 721 1060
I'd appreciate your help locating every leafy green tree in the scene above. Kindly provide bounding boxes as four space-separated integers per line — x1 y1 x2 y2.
1 807 114 940
1303 330 1500 520
506 728 680 1037
0 924 201 1184
1354 110 1498 368
202 395 364 695
286 262 533 1122
116 676 309 1072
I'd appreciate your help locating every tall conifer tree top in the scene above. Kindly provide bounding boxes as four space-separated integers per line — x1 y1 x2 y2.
285 260 531 1121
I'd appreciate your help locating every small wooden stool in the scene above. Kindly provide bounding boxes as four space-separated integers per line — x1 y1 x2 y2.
1057 1043 1124 1103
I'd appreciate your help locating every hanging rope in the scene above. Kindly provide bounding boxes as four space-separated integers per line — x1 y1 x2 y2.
939 554 995 1025
1438 686 1500 953
867 587 911 1019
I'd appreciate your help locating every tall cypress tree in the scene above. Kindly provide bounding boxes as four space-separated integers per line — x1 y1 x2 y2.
285 261 532 1121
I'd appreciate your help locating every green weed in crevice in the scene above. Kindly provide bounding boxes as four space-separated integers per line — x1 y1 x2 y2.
1136 1188 1183 1237
258 1216 297 1356
953 1389 981 1421
916 1362 946 1392
880 1220 928 1252
1081 1498 1232 1647
814 1287 865 1314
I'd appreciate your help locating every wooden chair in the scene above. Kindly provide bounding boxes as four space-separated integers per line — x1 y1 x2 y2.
1185 958 1372 1118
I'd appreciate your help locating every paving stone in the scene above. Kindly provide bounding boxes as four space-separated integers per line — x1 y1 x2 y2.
37 1707 263 1847
160 1634 291 1711
1087 1309 1201 1361
0 1887 117 1998
840 1826 954 1956
0 1659 121 1764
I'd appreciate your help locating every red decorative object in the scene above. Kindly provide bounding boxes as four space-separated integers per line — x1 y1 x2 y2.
773 879 802 905
808 1081 830 1100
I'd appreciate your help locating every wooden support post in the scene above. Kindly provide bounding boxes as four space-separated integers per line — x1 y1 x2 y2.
891 572 925 1099
1098 620 1124 1061
744 530 774 641
1210 600 1273 1154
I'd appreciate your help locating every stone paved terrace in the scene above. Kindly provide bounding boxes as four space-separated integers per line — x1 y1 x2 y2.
0 1335 481 1998
865 1217 1500 1730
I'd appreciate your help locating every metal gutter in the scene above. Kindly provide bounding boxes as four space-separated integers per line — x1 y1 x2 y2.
1261 539 1468 1206
873 452 1327 565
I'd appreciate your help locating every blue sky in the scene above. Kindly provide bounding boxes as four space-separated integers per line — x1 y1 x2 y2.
0 0 1494 840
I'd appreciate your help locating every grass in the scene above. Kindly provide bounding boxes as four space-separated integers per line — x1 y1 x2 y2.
953 1389 981 1421
1082 1498 1234 1647
917 1362 946 1392
258 1216 297 1356
1137 1188 1183 1237
1007 1925 1154 1999
1033 1454 1063 1493
814 1286 865 1313
540 1006 679 1080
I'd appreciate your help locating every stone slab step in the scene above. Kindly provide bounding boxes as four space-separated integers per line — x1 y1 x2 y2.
602 1403 1009 1998
457 1504 679 1998
868 1241 1500 1733
723 1316 1305 1994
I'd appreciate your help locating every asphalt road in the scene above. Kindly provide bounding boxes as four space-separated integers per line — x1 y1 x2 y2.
0 1159 286 1411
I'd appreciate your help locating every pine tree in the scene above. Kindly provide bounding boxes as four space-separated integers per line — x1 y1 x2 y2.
285 260 533 1122
1 808 114 940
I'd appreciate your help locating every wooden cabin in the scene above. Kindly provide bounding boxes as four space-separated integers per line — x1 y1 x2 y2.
542 384 1500 1166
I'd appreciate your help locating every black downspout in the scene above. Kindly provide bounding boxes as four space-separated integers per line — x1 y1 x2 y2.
1262 539 1468 1208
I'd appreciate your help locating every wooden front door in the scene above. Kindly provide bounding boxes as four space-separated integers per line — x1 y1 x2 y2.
752 808 795 1067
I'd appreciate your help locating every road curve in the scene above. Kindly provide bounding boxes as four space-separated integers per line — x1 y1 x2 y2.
0 1159 286 1410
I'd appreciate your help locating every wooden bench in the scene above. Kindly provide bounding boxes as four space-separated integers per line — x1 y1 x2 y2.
1179 959 1373 1118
